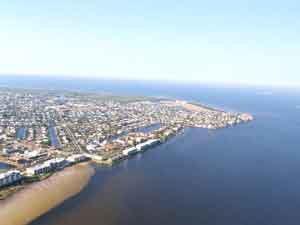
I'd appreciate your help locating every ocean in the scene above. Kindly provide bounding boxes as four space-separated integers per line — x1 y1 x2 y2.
2 77 300 225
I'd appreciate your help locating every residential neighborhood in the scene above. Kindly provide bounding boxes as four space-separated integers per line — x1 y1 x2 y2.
0 88 253 191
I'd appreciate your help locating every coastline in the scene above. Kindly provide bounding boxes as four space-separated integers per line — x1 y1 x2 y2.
0 163 95 225
0 131 179 224
0 91 253 225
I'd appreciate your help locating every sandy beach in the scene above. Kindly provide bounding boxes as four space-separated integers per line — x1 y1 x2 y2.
0 163 95 225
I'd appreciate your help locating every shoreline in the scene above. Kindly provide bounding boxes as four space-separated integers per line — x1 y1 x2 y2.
0 163 95 225
0 93 254 225
0 109 253 200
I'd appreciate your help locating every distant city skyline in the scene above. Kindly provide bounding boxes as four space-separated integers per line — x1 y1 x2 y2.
1 1 300 87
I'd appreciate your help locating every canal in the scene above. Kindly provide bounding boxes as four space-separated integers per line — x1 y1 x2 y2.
135 123 161 133
48 127 60 147
110 123 161 141
16 127 27 140
0 162 14 172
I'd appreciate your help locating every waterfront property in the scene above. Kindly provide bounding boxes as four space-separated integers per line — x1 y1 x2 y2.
26 158 67 176
45 158 68 169
136 139 161 151
67 154 88 164
136 142 149 152
145 139 161 146
122 147 138 156
0 88 253 201
0 170 22 188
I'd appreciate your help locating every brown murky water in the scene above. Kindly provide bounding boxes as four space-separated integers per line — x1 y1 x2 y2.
0 163 94 225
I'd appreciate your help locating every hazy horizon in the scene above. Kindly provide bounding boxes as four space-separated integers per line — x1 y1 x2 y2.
1 74 300 91
1 1 300 87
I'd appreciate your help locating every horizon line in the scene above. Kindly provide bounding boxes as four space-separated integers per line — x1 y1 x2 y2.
0 73 300 89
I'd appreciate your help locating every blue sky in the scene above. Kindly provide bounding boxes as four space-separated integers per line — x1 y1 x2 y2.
0 1 300 86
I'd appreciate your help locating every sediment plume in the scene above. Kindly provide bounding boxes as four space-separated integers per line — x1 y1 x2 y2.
0 163 94 225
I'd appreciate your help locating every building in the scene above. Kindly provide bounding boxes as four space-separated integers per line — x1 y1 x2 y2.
26 158 67 176
122 147 137 156
44 158 68 169
26 163 51 176
145 139 161 146
136 142 149 152
2 146 18 155
67 154 88 164
0 170 23 188
23 150 47 160
136 139 160 152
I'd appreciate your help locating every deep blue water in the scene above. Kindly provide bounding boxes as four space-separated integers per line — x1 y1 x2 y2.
3 78 300 225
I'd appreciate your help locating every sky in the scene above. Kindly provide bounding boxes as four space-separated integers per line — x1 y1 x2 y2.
0 1 300 87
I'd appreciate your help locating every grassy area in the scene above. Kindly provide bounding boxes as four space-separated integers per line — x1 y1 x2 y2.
25 172 53 183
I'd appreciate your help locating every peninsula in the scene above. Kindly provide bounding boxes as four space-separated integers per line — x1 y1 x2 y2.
0 88 253 200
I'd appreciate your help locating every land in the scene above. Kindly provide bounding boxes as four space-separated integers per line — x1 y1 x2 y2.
0 87 253 201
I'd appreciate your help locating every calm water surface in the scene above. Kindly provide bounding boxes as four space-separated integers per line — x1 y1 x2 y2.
5 81 299 225
0 162 13 170
135 123 161 133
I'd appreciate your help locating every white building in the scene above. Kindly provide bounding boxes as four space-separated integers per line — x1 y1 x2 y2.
26 163 51 176
44 158 67 169
67 154 88 164
136 139 160 152
0 170 23 188
122 147 137 156
26 158 67 176
23 150 47 160
86 144 97 152
136 142 149 152
145 139 160 146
